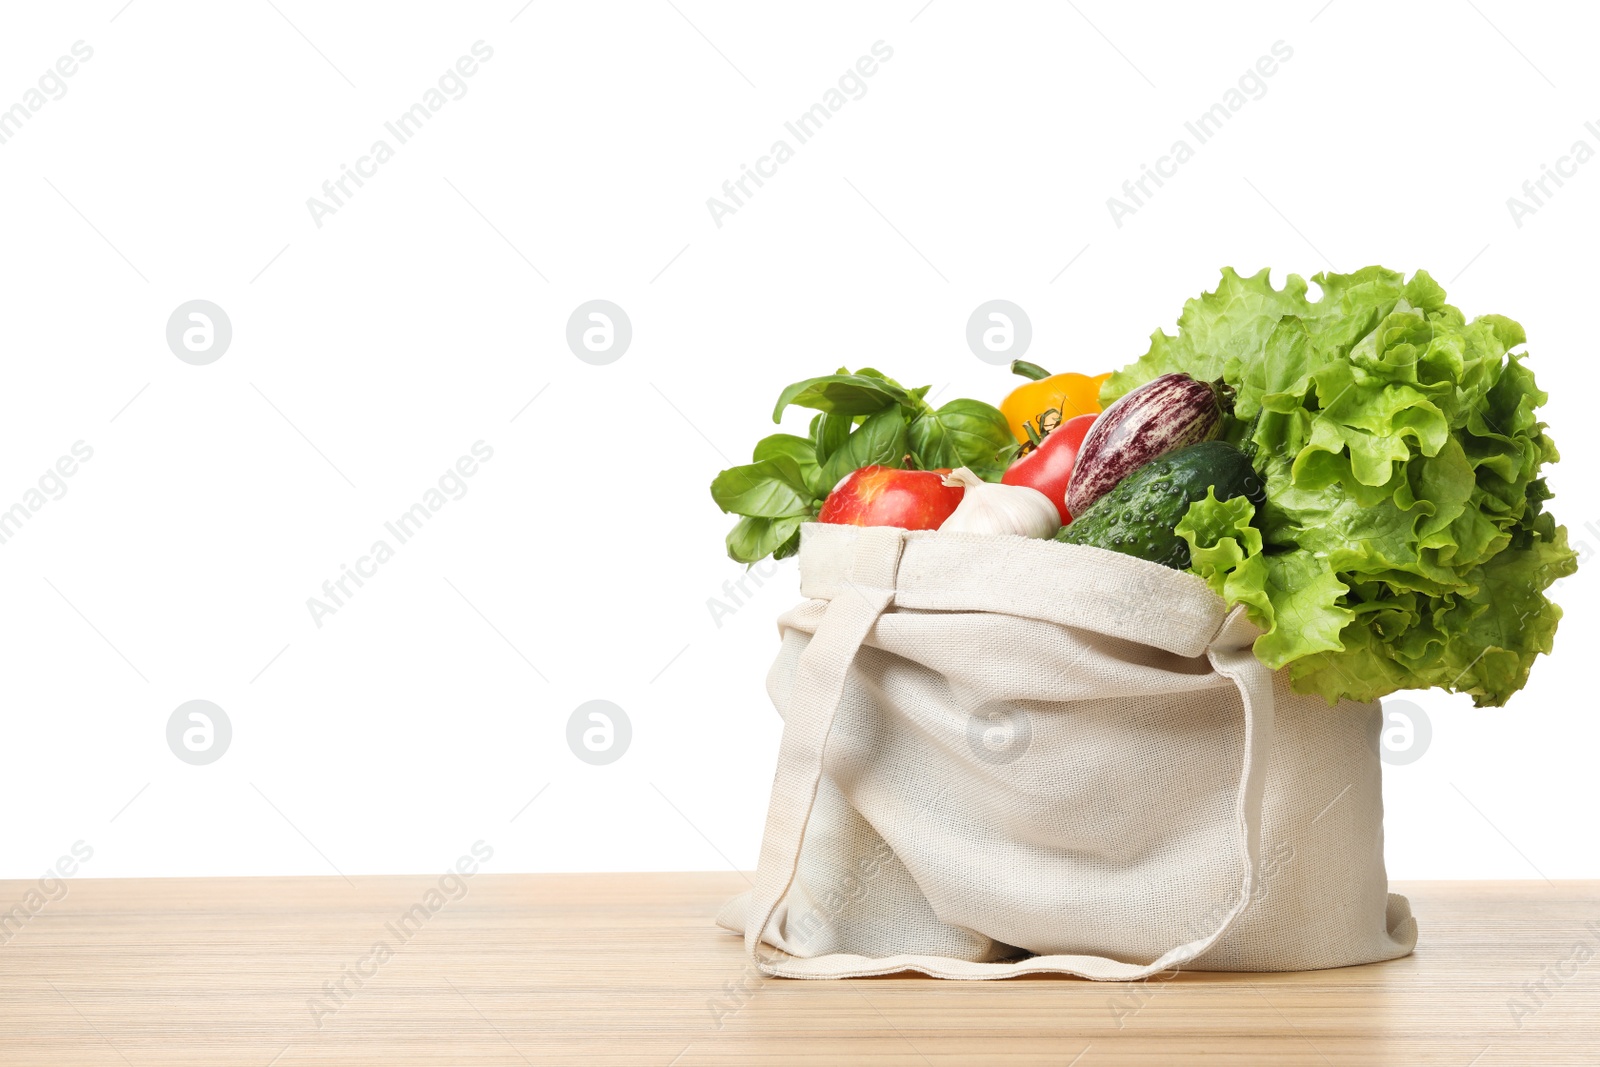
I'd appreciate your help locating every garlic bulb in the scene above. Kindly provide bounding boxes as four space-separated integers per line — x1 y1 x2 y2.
938 467 1060 539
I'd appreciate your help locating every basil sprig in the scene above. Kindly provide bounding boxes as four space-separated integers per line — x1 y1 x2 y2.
711 368 1016 564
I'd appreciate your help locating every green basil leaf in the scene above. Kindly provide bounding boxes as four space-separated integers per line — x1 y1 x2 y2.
772 528 802 561
772 374 910 423
908 399 1016 480
810 413 851 484
822 407 909 486
856 368 936 416
752 433 815 479
754 433 828 501
753 433 816 465
852 368 907 389
726 515 803 564
710 460 813 518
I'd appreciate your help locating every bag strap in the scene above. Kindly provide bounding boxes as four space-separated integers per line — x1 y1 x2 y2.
745 529 1278 980
743 526 905 968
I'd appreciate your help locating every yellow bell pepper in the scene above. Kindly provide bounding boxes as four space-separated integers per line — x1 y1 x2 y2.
1000 361 1110 446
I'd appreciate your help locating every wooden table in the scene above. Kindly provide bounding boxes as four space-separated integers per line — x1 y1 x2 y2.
0 874 1595 1065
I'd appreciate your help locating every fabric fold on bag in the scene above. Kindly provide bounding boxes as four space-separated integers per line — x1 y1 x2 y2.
724 523 1417 980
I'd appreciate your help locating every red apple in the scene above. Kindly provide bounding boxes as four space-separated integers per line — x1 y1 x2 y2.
817 466 963 530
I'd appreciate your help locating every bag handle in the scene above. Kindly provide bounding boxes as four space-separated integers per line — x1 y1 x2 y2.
743 526 905 967
744 529 1278 981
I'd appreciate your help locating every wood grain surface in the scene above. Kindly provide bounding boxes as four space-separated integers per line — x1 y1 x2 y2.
0 873 1596 1065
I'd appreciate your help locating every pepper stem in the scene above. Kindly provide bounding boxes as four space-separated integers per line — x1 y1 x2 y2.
1010 360 1051 381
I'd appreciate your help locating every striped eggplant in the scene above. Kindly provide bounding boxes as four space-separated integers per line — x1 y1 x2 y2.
1064 372 1230 519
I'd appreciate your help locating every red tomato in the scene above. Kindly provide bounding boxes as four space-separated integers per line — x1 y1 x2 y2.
818 466 964 530
1001 413 1097 525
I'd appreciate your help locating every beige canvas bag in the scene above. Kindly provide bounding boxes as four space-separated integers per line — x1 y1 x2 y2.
718 522 1417 980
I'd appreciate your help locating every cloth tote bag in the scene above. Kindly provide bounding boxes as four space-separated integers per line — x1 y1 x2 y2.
718 522 1417 980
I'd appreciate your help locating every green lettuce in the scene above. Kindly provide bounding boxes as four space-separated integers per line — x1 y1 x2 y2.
1123 267 1576 706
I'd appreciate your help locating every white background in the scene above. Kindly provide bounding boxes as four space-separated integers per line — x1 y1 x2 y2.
1 0 1594 884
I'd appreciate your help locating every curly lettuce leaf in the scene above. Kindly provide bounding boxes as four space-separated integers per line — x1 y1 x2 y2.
1130 267 1575 706
1176 490 1262 594
1177 490 1353 669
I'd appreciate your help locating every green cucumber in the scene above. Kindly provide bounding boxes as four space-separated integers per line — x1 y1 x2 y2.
1054 441 1263 568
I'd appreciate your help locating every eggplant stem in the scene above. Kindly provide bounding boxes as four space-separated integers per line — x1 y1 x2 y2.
1211 376 1237 415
